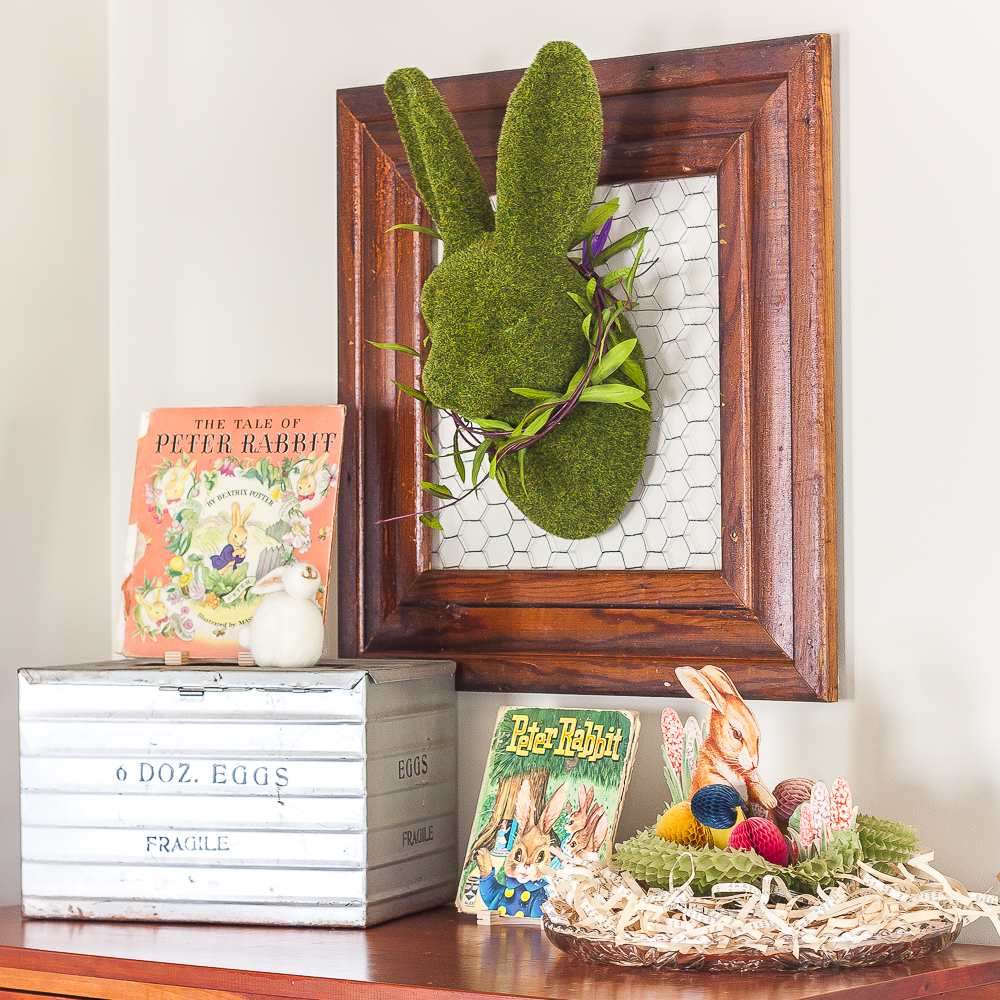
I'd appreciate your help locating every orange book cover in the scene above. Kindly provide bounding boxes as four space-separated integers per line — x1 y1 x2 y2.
117 405 346 660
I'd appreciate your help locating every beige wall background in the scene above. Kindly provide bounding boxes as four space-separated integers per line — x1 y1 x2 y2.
2 0 999 945
0 0 109 905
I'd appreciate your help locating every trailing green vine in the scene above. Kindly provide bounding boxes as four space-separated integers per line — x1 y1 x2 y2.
371 199 652 530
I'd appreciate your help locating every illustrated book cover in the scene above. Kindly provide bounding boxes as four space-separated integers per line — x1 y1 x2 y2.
456 706 640 917
116 405 346 660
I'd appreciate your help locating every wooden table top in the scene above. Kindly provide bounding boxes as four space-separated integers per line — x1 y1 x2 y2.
1 905 999 1000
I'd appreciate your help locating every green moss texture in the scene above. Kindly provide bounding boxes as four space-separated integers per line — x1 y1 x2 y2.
386 41 651 539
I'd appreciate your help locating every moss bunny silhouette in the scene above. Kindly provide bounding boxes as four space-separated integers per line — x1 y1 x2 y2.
385 41 650 539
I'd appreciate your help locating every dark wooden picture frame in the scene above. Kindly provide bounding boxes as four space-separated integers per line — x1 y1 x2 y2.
337 34 836 701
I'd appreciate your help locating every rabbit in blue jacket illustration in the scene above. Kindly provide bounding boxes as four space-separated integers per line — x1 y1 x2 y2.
475 778 568 917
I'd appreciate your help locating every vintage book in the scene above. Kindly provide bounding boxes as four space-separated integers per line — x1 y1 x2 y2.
456 706 640 916
116 405 345 660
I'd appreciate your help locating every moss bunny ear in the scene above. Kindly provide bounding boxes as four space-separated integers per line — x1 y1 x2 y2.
385 68 495 254
494 41 602 252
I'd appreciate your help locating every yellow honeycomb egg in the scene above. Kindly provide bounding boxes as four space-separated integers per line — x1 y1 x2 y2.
709 806 746 849
654 801 711 847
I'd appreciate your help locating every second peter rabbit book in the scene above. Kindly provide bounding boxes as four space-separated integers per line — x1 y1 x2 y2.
116 406 345 660
457 706 640 917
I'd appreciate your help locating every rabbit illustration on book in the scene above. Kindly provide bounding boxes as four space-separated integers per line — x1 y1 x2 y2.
134 586 194 641
237 561 324 668
564 808 609 858
475 778 568 918
560 785 609 859
161 457 197 505
211 502 254 573
293 452 329 503
675 665 778 812
134 588 169 628
385 41 650 539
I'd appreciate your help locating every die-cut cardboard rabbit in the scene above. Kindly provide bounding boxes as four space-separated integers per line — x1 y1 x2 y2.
385 42 650 539
676 665 778 812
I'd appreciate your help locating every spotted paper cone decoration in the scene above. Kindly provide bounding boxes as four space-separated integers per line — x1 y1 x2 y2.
799 802 817 849
683 715 702 773
661 708 684 773
809 780 832 831
831 776 853 831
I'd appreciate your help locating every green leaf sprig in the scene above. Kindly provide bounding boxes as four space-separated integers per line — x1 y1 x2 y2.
371 199 652 530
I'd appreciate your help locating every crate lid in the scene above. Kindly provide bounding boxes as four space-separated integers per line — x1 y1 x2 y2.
18 658 455 691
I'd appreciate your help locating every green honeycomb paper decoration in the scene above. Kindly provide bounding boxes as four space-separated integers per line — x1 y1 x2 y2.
855 814 921 870
385 41 652 539
615 815 921 897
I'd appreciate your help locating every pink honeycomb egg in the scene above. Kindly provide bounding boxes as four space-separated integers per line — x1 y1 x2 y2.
727 817 790 866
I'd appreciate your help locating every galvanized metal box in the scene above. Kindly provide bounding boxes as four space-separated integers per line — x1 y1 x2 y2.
18 659 457 927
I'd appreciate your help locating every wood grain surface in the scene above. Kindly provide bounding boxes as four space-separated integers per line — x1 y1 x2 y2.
1 906 999 1000
337 35 837 701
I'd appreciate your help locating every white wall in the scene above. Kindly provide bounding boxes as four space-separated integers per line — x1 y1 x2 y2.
0 0 109 903
4 0 999 945
106 0 1000 945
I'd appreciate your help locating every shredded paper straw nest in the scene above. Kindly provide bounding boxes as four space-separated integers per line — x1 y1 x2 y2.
541 852 1000 972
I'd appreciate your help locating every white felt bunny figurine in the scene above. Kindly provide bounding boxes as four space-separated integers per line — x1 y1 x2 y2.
237 561 324 667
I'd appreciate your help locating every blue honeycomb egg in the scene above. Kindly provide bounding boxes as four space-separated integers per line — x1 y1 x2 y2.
690 784 746 829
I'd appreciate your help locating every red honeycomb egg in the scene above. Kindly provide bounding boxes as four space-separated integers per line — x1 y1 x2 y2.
728 817 790 866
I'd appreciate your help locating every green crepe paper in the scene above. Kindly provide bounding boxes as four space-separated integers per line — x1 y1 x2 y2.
855 813 921 871
385 41 651 539
616 814 922 897
616 826 865 897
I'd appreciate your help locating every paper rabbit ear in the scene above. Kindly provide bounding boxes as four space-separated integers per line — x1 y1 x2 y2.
385 68 495 254
675 666 729 715
494 41 602 252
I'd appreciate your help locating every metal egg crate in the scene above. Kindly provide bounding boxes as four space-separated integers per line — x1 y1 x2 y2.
18 659 457 927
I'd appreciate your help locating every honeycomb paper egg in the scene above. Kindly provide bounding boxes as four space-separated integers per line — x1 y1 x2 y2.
690 784 745 829
728 817 790 866
709 808 745 849
773 778 814 822
654 800 711 847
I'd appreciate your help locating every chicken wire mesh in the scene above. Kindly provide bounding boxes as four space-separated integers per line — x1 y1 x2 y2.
429 176 720 571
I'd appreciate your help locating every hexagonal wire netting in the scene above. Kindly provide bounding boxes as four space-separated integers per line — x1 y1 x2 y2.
429 176 720 571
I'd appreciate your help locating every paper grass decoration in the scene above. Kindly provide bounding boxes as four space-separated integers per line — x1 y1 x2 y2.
539 663 1000 970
